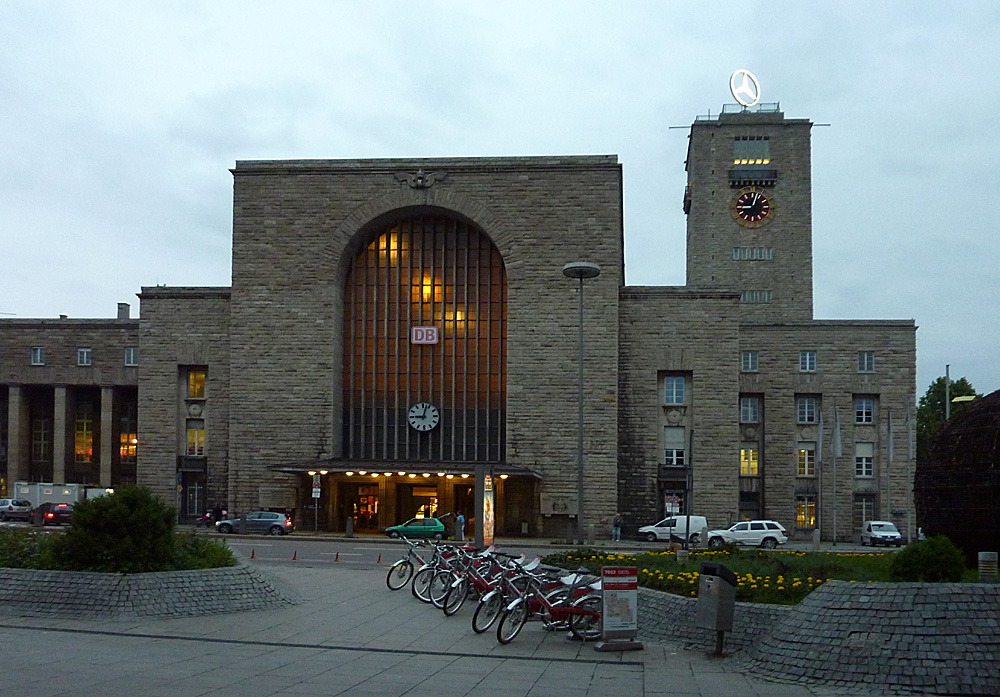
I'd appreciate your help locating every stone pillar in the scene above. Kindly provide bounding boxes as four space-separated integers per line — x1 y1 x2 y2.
6 386 26 484
52 386 67 484
100 387 114 487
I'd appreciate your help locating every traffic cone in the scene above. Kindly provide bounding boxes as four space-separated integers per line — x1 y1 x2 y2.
250 549 255 559
377 554 381 564
292 550 297 561
335 551 339 562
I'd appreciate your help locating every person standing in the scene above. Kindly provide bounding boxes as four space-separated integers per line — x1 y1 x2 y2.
455 511 466 541
612 513 623 542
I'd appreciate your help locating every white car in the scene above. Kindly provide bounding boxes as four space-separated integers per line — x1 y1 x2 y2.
861 520 902 547
638 515 708 544
706 520 787 549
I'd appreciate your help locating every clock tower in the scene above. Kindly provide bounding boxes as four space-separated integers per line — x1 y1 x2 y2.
684 105 814 322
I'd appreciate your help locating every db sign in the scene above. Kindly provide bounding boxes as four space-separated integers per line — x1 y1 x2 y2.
410 326 439 344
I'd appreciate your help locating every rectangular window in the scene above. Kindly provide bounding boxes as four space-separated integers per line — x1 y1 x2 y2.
740 290 772 304
799 351 817 372
855 397 875 424
857 351 874 373
31 418 51 462
663 376 685 405
77 348 92 366
187 419 205 456
188 370 206 398
798 442 816 476
732 247 773 261
741 350 759 373
75 403 94 463
31 347 44 366
796 396 817 424
663 427 686 466
740 447 758 476
733 136 770 165
120 404 138 463
855 442 874 477
125 347 139 366
796 495 817 528
740 397 759 424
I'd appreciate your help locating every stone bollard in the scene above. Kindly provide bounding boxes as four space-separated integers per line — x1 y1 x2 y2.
979 552 998 581
345 516 354 538
812 528 821 551
586 524 596 546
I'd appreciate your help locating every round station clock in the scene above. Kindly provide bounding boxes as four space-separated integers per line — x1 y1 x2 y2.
407 402 440 431
731 186 776 228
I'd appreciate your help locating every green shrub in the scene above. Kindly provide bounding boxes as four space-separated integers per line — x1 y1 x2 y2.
0 528 52 569
174 532 238 569
46 486 178 573
888 535 965 582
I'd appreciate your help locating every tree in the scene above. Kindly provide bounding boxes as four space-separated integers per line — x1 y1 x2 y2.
916 375 979 465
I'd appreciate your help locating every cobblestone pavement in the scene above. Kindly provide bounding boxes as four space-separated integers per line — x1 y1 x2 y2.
0 559 905 697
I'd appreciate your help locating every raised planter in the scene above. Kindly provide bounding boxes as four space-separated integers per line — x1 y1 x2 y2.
0 560 300 619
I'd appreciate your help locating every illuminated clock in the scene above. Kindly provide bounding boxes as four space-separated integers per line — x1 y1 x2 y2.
731 186 776 228
407 402 440 431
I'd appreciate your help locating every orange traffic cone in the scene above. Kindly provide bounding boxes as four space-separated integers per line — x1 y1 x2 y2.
292 550 297 561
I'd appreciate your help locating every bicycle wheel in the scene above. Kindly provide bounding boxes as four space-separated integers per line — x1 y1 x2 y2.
443 577 469 616
568 595 602 641
472 591 504 633
429 570 454 609
497 598 529 644
411 567 435 602
386 560 414 591
541 588 570 629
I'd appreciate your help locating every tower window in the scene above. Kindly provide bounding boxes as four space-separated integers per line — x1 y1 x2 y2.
733 136 770 165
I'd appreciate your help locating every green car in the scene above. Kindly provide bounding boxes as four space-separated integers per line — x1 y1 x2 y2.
385 517 446 540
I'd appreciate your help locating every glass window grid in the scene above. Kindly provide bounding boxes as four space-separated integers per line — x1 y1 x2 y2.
799 351 817 372
664 376 685 405
858 351 875 373
187 419 205 456
188 370 206 398
740 397 759 424
855 456 874 477
798 444 815 476
74 403 94 463
740 447 758 475
31 347 44 365
125 347 139 366
77 348 92 366
796 496 816 527
796 397 817 424
741 350 759 373
855 397 875 423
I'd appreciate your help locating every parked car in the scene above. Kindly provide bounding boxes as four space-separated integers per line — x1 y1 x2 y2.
706 520 787 549
30 501 74 526
861 520 902 547
0 498 33 522
638 515 708 544
384 517 446 540
215 511 294 535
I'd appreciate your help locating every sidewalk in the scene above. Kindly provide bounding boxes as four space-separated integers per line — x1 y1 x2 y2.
0 557 878 697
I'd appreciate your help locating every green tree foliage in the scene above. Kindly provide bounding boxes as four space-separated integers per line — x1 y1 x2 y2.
889 535 966 582
916 376 978 465
46 486 180 573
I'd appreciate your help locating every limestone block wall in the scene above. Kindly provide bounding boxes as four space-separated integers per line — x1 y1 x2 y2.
618 288 742 530
137 288 231 509
229 157 624 527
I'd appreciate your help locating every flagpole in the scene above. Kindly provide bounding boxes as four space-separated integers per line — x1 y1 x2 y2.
831 406 842 546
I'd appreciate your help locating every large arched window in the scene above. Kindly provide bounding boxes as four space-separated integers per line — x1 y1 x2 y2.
343 213 507 462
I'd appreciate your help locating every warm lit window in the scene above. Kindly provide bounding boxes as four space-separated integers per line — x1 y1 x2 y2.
77 348 92 366
740 397 760 423
663 427 685 466
31 347 44 366
733 136 770 165
799 351 817 372
664 376 685 405
740 447 758 475
125 347 139 366
798 443 816 476
741 350 759 373
855 397 875 424
75 403 94 463
796 496 816 528
188 370 206 398
855 442 874 477
797 396 817 424
187 419 205 456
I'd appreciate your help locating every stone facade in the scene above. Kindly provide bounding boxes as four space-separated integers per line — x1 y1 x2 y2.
0 105 917 541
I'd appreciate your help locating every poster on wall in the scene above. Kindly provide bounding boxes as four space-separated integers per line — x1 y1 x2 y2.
483 473 494 547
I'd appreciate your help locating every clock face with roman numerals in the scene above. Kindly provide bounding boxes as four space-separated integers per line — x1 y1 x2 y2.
731 186 775 228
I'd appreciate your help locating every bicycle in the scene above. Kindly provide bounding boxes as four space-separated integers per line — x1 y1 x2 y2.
410 541 460 602
442 547 510 616
496 567 602 644
385 537 429 591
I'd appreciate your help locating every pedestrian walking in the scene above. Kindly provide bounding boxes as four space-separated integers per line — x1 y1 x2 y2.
455 511 466 541
612 513 623 542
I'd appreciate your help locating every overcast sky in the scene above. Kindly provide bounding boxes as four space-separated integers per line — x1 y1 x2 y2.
2 1 997 396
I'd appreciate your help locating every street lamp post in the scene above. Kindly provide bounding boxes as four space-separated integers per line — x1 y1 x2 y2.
563 261 601 546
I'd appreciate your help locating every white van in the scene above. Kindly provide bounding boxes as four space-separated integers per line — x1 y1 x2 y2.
638 515 708 544
861 520 902 547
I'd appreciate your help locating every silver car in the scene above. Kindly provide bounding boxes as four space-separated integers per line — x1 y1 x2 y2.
707 520 788 549
215 511 294 535
0 498 33 522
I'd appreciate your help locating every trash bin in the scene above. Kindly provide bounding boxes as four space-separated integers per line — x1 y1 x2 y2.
696 561 738 655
